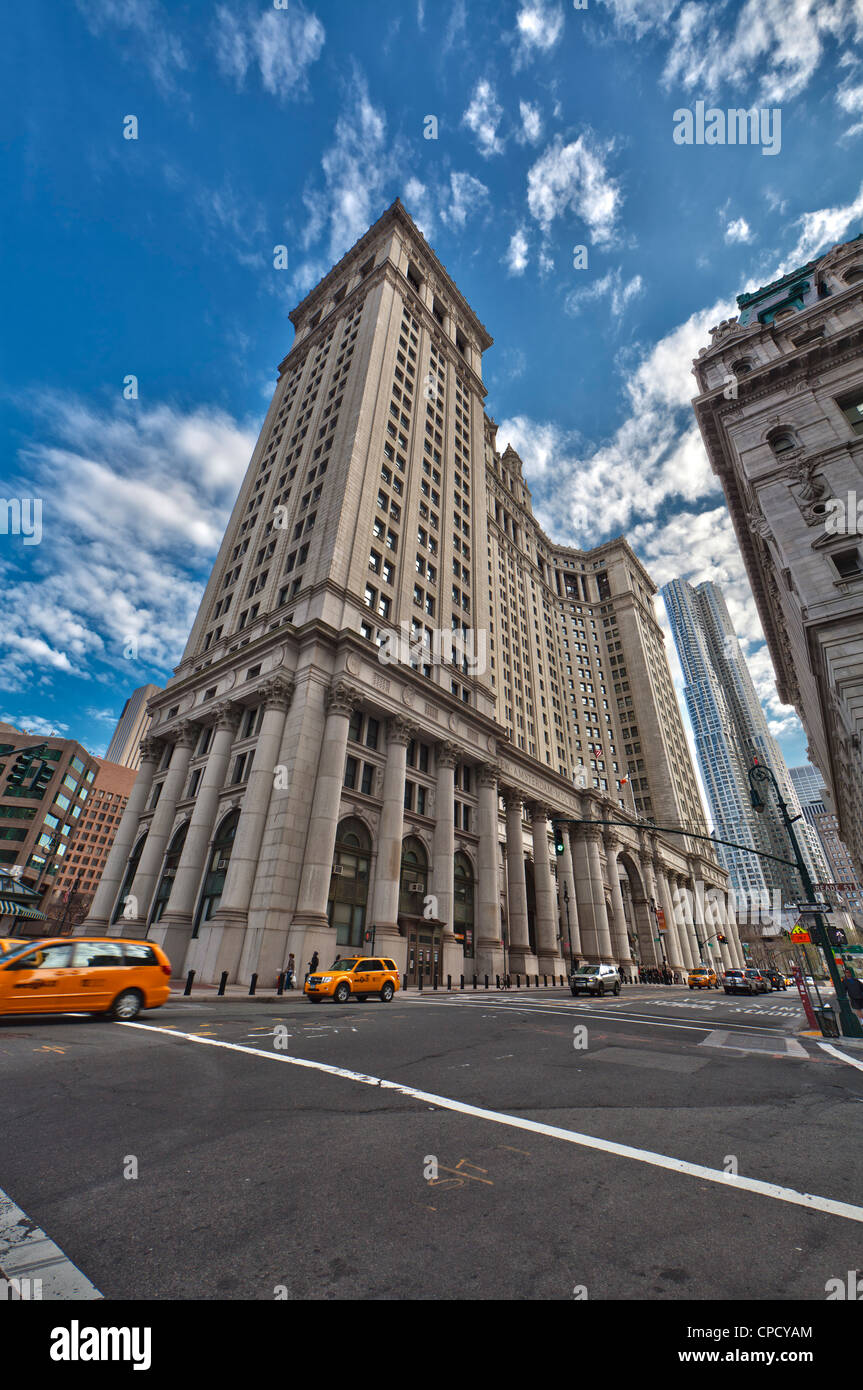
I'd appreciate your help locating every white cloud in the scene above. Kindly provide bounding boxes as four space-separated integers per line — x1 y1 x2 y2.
505 227 530 275
440 172 490 229
74 0 188 96
517 100 543 144
724 216 752 244
514 0 565 65
598 0 680 38
0 715 70 737
782 182 863 269
212 2 325 100
837 81 863 139
462 80 506 158
564 267 644 317
526 134 623 245
1 394 256 690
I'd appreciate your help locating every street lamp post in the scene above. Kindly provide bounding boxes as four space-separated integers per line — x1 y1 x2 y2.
748 759 863 1039
562 883 574 971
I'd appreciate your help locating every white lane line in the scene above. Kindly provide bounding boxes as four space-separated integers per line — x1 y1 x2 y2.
416 998 797 1040
0 1189 102 1300
818 1042 863 1074
123 1021 863 1226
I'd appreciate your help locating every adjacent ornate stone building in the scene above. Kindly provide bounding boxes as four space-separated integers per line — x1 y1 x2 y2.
692 232 863 880
85 200 741 983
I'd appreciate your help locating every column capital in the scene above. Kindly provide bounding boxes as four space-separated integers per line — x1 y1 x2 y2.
326 679 361 718
602 829 620 857
387 715 418 748
501 787 523 814
139 735 165 764
260 674 295 712
526 801 551 823
170 720 198 749
476 762 500 789
581 823 604 845
209 701 242 733
434 740 460 769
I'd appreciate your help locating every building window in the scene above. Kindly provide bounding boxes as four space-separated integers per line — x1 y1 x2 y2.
194 811 240 934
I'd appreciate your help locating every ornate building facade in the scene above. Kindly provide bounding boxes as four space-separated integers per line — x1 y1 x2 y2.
692 232 863 880
85 201 741 983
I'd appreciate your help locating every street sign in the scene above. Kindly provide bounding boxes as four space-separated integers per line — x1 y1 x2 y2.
656 907 666 932
790 923 812 943
841 945 863 955
795 903 833 914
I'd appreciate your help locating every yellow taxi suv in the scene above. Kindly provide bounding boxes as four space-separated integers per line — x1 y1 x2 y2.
305 956 400 1004
0 938 172 1020
688 966 719 990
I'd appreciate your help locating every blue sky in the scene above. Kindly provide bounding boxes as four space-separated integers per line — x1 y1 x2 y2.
2 0 863 781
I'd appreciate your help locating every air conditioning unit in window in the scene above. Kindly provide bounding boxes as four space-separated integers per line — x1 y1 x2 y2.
408 881 425 894
331 864 345 876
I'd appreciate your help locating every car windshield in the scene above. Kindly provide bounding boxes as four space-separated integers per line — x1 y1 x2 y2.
577 966 599 975
745 971 761 977
0 943 34 963
331 959 359 971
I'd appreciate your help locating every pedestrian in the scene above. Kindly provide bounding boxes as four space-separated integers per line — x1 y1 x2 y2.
306 949 319 984
843 968 863 1021
286 952 296 990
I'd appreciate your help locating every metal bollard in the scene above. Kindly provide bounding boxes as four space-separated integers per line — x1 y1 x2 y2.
460 974 465 990
485 975 489 990
217 971 228 997
433 971 438 990
277 973 285 996
418 971 423 991
473 974 477 991
184 970 195 997
535 975 539 989
496 975 500 989
543 974 548 988
526 975 530 988
447 974 452 992
249 973 258 996
516 974 521 989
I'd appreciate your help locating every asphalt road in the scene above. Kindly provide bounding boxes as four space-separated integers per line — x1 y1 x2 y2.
2 985 862 1301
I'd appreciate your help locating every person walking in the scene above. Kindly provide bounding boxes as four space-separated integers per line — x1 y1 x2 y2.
285 952 296 990
306 949 319 985
843 967 863 1021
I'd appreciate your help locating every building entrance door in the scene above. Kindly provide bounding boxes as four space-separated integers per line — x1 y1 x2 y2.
404 921 443 986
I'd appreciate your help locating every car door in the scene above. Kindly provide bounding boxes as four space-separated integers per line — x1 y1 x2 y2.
0 944 75 1015
354 959 383 996
71 941 127 1010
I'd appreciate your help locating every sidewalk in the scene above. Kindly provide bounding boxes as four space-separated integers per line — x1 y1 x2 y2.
166 979 703 1003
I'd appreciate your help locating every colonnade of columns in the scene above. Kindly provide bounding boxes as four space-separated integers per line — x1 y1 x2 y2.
84 672 745 983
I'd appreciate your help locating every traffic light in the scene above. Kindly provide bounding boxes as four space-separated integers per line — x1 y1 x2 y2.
28 759 53 797
553 822 565 856
829 927 848 947
717 934 727 943
6 752 30 788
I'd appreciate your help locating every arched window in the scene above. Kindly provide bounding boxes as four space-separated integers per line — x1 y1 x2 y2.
150 823 189 925
768 428 797 456
844 266 863 285
328 817 372 949
193 810 240 935
111 835 147 925
731 357 754 376
453 851 475 958
399 836 428 916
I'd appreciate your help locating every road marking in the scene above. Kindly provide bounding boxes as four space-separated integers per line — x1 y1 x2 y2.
417 997 796 1040
0 1188 102 1300
818 1042 863 1074
123 1021 863 1226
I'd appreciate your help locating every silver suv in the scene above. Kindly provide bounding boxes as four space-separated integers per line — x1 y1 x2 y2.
570 963 621 997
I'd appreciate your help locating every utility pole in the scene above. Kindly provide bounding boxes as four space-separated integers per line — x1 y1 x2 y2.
748 759 863 1039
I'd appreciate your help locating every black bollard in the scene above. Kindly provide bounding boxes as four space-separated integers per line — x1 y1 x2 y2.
277 973 285 996
485 975 489 990
473 973 477 991
460 974 464 990
217 971 228 997
418 971 423 991
249 973 258 996
184 970 195 997
526 975 530 988
447 974 452 992
543 974 548 988
516 974 520 989
433 971 438 991
535 975 539 989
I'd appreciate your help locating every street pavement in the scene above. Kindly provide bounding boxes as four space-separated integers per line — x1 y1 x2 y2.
2 984 862 1301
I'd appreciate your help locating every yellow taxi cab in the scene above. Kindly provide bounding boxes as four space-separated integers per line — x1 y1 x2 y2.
688 966 719 990
0 937 33 956
0 937 172 1020
305 955 400 1004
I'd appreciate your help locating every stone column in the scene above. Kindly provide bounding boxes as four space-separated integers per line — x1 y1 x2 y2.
369 715 416 952
211 677 295 982
604 835 635 973
529 803 562 975
679 875 702 963
654 857 686 972
559 827 580 965
84 736 162 931
126 722 196 931
723 894 745 968
476 765 504 977
154 703 241 967
293 680 361 931
433 741 460 979
707 889 732 971
503 789 532 973
660 870 692 971
582 824 614 960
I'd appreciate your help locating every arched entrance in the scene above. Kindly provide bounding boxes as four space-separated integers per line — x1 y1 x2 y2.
524 861 537 956
327 817 372 949
617 852 658 969
150 823 188 925
453 851 475 961
400 837 437 986
193 810 240 937
111 835 147 926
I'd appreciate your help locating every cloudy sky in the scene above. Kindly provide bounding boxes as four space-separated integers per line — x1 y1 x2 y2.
2 0 862 776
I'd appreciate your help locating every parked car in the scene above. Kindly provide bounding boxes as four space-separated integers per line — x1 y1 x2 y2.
723 968 758 996
744 969 769 994
0 938 172 1020
762 969 787 992
570 964 621 997
688 967 719 990
304 956 400 1003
